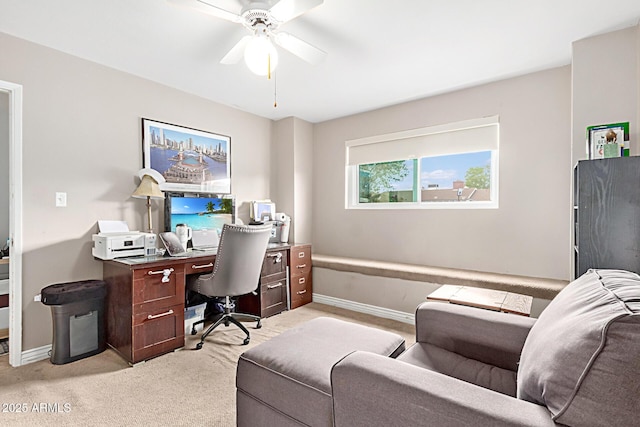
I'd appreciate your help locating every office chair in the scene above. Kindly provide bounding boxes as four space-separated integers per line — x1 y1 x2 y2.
187 223 272 349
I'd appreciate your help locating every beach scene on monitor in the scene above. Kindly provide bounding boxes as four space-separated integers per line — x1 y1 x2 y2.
148 125 228 185
170 197 233 232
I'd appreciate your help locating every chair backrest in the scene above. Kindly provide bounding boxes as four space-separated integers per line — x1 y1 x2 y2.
517 269 640 426
192 224 272 298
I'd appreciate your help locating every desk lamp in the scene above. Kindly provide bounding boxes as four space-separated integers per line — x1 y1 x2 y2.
132 168 165 233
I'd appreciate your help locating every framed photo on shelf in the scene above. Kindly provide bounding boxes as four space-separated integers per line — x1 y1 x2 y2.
587 122 629 160
142 118 231 193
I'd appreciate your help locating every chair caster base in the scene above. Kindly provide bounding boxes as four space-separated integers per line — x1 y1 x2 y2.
256 321 262 329
191 328 197 335
243 338 250 345
195 342 203 350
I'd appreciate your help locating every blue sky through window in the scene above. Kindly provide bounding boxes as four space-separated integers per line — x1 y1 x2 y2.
388 151 491 190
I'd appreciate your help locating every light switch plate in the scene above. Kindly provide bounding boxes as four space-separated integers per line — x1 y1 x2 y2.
55 192 67 207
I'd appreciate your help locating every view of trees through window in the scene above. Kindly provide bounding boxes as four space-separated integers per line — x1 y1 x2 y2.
358 151 492 204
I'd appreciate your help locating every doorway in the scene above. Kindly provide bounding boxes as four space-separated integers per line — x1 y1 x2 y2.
0 80 23 367
0 91 8 355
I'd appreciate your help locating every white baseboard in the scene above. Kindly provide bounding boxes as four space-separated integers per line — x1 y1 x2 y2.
20 344 51 365
312 294 414 324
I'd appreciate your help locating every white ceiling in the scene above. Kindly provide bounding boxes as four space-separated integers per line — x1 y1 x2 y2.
1 0 640 123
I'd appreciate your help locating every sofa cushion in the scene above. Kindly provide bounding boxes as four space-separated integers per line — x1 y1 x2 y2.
517 269 640 426
236 317 405 427
398 342 517 396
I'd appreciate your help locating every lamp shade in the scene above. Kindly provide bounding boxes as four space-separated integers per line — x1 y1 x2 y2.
244 35 278 76
132 175 164 199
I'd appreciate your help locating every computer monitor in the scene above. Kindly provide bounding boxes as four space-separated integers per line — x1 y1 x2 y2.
164 192 235 233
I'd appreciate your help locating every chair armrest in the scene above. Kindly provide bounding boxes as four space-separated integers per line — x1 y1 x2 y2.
331 351 555 427
415 302 536 371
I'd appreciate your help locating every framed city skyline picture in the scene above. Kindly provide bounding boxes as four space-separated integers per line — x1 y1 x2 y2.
142 118 231 193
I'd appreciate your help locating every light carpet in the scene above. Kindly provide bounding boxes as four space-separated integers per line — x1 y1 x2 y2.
0 303 415 426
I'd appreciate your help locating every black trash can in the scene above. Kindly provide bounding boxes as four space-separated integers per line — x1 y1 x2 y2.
41 280 107 365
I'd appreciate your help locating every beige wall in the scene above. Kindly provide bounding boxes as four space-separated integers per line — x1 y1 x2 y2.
571 26 639 165
570 25 640 279
292 118 313 244
272 117 294 223
272 116 313 243
0 32 273 351
312 66 572 282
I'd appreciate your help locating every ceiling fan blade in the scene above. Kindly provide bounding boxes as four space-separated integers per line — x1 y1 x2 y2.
274 32 326 65
269 0 323 23
220 35 252 64
167 0 243 23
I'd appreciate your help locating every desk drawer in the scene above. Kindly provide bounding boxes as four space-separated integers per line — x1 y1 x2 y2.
132 302 184 363
290 245 311 276
133 265 185 309
260 277 287 318
185 257 216 275
290 271 312 309
262 250 288 278
260 272 286 292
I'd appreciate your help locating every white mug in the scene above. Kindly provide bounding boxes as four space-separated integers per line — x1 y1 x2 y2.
175 223 192 251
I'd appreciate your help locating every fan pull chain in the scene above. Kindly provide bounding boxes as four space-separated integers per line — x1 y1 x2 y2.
267 53 271 80
273 71 278 108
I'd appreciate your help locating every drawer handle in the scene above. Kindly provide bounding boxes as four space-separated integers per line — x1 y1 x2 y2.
298 252 305 258
147 309 174 320
297 290 307 295
298 277 306 284
267 282 284 290
266 252 283 263
296 264 307 269
148 268 174 283
192 263 214 269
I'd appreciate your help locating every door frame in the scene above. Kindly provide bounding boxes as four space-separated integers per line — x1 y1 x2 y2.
0 79 23 367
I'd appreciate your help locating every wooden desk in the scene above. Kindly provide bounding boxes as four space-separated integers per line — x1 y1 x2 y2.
427 285 533 316
102 243 312 364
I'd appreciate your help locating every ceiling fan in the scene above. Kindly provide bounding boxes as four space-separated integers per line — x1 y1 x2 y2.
169 0 327 77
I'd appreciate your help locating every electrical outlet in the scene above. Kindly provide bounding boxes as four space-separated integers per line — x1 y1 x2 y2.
55 192 67 207
34 294 41 302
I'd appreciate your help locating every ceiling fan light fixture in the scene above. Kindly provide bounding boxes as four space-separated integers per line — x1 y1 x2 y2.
244 35 279 76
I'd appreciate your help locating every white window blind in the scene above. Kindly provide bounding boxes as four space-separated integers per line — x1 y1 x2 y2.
346 116 499 166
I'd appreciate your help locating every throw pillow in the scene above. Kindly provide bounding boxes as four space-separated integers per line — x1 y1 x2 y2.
517 269 640 426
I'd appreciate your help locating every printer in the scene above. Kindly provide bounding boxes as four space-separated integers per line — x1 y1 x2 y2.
92 220 157 260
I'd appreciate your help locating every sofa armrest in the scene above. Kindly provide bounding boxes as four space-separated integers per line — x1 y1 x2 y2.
331 351 555 427
415 302 536 371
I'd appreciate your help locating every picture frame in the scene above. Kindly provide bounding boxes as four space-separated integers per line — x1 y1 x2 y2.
587 122 629 160
142 118 231 193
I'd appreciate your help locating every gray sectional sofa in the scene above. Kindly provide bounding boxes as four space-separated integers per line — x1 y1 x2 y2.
237 269 640 426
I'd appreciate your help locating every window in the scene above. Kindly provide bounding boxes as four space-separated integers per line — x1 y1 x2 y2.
358 160 415 203
346 116 499 209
